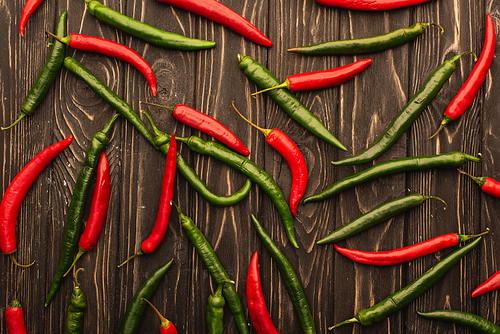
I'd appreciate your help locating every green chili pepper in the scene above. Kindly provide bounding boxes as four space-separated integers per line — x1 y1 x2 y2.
330 237 483 329
144 112 297 248
237 54 346 151
2 12 67 130
45 114 120 307
287 22 443 55
119 258 174 334
417 309 500 333
85 0 216 51
317 194 447 244
251 214 316 334
143 110 252 206
303 151 482 204
173 202 249 334
332 52 473 166
63 56 157 148
206 279 234 334
64 268 86 334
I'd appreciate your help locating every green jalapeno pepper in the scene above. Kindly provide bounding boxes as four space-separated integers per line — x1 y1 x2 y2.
119 259 174 334
304 151 482 204
207 279 234 334
173 202 249 334
417 309 500 333
287 22 443 55
3 12 67 130
64 268 86 334
85 0 216 51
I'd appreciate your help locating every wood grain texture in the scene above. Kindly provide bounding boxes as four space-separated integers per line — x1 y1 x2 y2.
1 0 499 333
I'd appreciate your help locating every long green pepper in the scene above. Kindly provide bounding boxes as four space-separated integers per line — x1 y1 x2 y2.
85 0 216 50
417 309 500 333
63 57 157 148
287 22 443 55
144 112 298 248
332 52 472 166
304 151 482 204
3 12 67 130
238 54 346 151
45 114 120 307
206 280 234 334
119 259 174 334
64 268 86 334
173 203 249 334
251 214 316 334
317 194 446 244
331 237 483 329
143 111 252 207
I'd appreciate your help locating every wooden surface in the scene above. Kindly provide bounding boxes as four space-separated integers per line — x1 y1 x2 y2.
1 0 499 333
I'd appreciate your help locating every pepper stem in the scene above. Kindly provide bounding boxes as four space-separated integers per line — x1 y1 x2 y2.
251 80 289 96
214 279 235 296
74 268 84 288
427 22 445 34
140 101 175 114
328 317 360 330
63 248 86 277
117 250 145 267
1 113 27 130
459 228 490 243
45 31 69 45
141 298 172 328
426 196 448 210
457 168 487 186
9 254 35 268
15 270 25 302
231 101 271 137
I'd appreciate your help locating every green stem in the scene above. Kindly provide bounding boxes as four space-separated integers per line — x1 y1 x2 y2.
328 317 360 330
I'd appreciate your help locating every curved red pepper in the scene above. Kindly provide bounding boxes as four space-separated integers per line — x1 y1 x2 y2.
316 0 433 10
19 0 44 37
252 58 373 95
246 252 280 334
141 101 250 155
0 135 73 267
429 14 496 139
472 269 500 297
47 32 157 96
155 0 272 47
335 231 488 266
5 301 27 334
64 152 111 277
119 135 177 266
458 169 500 198
233 102 307 216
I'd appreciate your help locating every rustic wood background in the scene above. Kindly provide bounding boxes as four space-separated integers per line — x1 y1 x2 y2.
1 0 499 333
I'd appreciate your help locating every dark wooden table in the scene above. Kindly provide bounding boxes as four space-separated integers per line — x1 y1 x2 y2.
1 0 499 333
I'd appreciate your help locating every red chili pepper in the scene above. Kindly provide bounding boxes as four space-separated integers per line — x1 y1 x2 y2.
335 230 489 266
19 0 44 37
5 271 27 334
252 58 373 96
472 269 500 298
119 135 177 266
46 31 157 96
0 134 73 267
429 14 495 139
141 298 178 334
155 0 272 47
63 152 111 277
246 252 280 334
141 101 250 155
458 169 500 198
316 0 433 10
232 102 307 216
